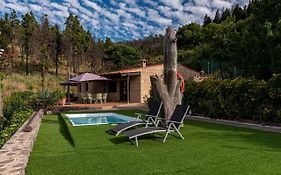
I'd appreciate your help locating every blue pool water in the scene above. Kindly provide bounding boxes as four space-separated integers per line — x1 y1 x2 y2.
65 113 139 126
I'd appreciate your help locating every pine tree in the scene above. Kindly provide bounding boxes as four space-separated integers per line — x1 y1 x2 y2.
232 4 247 21
221 9 231 21
21 12 37 74
213 10 221 24
51 25 62 75
203 14 212 26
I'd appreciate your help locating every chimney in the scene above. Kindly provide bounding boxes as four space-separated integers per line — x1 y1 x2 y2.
139 59 147 68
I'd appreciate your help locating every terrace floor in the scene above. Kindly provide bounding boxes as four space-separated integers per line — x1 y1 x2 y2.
62 102 148 111
26 110 281 175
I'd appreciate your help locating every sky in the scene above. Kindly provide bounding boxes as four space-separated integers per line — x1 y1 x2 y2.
0 0 249 41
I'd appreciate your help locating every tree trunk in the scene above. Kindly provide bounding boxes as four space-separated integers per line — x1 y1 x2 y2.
55 55 58 76
150 26 183 123
25 45 29 75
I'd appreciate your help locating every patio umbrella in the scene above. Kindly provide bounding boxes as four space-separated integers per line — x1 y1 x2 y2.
70 73 111 82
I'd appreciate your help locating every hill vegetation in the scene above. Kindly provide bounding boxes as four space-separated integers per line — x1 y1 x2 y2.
0 0 281 88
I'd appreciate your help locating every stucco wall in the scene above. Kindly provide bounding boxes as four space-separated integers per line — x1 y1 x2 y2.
139 64 199 103
107 78 122 102
78 81 105 93
177 64 199 80
129 76 141 103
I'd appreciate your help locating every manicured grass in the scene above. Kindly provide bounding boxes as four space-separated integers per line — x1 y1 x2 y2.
26 110 281 175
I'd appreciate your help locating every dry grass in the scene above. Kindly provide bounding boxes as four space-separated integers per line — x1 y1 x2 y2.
2 73 66 98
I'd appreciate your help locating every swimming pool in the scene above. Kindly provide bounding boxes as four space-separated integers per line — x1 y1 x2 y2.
65 113 139 126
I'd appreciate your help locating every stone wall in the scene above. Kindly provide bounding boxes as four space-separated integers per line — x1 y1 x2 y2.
140 65 163 103
139 64 199 103
0 109 43 175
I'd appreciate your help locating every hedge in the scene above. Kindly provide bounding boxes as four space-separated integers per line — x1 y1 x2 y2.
183 74 281 123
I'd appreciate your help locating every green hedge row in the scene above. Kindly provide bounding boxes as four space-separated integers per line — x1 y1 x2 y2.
183 75 281 122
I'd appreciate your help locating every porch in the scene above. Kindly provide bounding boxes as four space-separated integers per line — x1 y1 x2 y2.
60 102 148 111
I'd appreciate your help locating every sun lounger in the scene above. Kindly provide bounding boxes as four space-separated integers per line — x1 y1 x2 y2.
108 101 163 136
123 105 190 146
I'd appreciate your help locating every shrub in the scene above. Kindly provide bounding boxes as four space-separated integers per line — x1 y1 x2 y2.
0 110 32 147
1 90 60 147
183 75 281 123
3 91 35 121
30 90 60 111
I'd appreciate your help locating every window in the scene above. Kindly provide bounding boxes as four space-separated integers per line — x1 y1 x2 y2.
108 81 117 92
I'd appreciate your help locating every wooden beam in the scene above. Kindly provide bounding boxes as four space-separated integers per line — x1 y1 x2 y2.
127 75 130 104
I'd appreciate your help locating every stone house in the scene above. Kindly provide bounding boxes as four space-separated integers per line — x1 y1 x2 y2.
78 61 199 103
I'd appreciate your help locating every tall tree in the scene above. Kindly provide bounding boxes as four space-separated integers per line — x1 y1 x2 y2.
232 4 247 21
51 24 62 75
63 14 86 74
104 44 141 69
150 27 183 122
92 39 105 71
105 36 113 49
21 12 37 74
221 9 231 21
213 10 221 24
38 14 50 90
203 14 212 26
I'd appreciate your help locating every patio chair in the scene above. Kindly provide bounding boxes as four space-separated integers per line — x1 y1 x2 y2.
87 93 94 104
108 101 163 136
123 105 190 146
79 93 87 104
95 93 103 104
102 93 108 103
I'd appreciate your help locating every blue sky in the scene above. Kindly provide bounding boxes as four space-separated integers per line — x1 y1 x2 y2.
0 0 248 41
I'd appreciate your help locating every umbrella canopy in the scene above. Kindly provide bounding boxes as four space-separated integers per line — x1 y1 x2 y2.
70 73 111 82
60 80 78 86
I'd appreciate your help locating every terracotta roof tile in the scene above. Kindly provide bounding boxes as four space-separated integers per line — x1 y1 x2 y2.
100 64 162 75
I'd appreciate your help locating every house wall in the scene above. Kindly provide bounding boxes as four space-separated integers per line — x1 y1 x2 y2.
140 65 163 103
106 76 141 103
177 64 199 80
78 81 105 94
129 76 141 103
107 78 124 102
91 81 105 93
139 64 199 103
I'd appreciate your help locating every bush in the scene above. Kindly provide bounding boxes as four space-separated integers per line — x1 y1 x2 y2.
0 110 32 147
183 75 281 123
3 91 36 121
30 90 60 111
0 90 60 147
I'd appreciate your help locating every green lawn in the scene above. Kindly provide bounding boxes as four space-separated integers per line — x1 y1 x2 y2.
26 110 281 175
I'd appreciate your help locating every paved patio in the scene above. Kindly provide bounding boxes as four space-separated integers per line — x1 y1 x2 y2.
62 102 149 111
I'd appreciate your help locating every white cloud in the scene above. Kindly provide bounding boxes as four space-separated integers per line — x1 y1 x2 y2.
212 0 232 9
160 0 183 10
184 5 213 17
1 0 249 41
29 3 42 12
